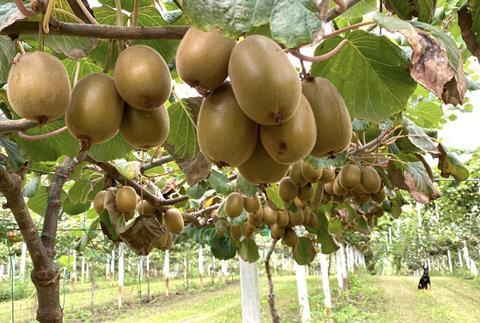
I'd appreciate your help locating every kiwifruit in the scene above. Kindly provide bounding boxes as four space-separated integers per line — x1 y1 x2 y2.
93 191 107 213
289 210 304 226
263 206 278 226
242 222 256 238
279 177 298 202
124 211 135 221
302 77 352 157
248 208 264 223
116 186 137 213
215 221 226 238
372 189 386 203
303 210 311 225
332 177 348 197
229 35 301 125
244 194 261 212
120 105 169 148
308 213 319 227
229 224 242 240
297 183 314 201
320 167 336 183
290 161 309 186
338 164 361 190
324 182 334 195
270 223 285 239
301 162 323 182
197 84 258 167
154 230 169 249
277 210 289 227
165 208 184 234
282 228 298 247
7 52 70 123
353 193 370 204
260 96 316 164
360 166 382 193
161 232 173 250
294 197 307 209
237 142 290 184
114 45 171 110
176 27 236 92
66 73 124 145
225 192 244 218
137 200 155 215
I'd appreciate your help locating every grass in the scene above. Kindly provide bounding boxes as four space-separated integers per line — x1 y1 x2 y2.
1 272 479 322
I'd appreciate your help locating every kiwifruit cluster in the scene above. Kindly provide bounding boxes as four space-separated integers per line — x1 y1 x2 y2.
93 187 184 251
221 191 316 249
176 29 352 184
7 47 170 149
322 164 386 204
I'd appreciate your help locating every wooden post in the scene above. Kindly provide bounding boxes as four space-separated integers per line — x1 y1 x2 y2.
164 250 170 297
295 261 311 323
319 253 332 316
239 258 261 323
118 243 125 308
198 244 204 288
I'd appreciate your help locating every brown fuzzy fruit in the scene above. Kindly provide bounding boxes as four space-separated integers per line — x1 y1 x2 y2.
277 210 289 227
176 27 236 92
66 73 124 145
93 191 107 213
339 164 361 190
263 206 278 226
225 192 244 218
120 105 169 148
165 208 184 234
360 166 382 193
290 161 309 186
229 35 301 125
114 45 171 110
297 184 314 201
242 222 256 238
303 210 311 225
116 186 137 213
137 200 155 216
301 162 323 182
270 224 285 239
302 77 352 157
279 177 298 202
372 189 386 203
7 52 71 123
229 224 242 240
238 142 290 184
289 210 304 226
308 213 319 227
320 167 336 183
244 194 261 212
197 84 258 167
260 96 316 164
333 177 348 197
324 182 334 195
283 228 298 247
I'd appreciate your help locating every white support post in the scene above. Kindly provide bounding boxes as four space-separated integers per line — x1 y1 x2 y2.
81 256 86 282
463 244 471 270
458 249 463 267
118 243 125 308
105 257 110 279
335 248 343 290
470 259 478 276
72 250 77 282
164 250 170 296
20 242 27 280
198 244 204 288
340 244 349 288
447 250 453 273
319 253 332 314
239 258 261 323
295 261 311 323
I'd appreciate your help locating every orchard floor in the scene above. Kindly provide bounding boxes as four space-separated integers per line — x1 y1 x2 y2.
1 274 480 322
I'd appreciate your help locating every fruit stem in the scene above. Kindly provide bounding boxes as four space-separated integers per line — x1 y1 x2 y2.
42 0 55 33
17 126 68 141
74 0 97 24
323 20 376 40
15 41 26 54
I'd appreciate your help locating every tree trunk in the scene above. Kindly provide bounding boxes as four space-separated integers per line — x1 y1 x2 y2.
240 258 261 323
198 244 204 288
319 253 332 316
118 243 125 308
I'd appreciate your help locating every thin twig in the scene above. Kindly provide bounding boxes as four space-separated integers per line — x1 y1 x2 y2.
74 0 98 24
17 126 68 141
42 0 55 33
323 21 376 39
265 239 280 323
290 39 348 62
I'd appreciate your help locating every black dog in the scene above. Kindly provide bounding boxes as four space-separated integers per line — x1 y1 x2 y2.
418 264 431 290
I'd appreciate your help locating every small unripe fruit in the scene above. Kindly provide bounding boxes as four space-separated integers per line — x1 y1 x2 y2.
116 186 137 213
225 192 244 218
165 208 184 234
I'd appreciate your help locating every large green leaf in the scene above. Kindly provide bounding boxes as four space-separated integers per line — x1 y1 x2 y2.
238 238 260 263
207 169 231 195
165 100 198 162
266 184 283 209
404 161 441 203
63 58 103 85
340 0 377 18
28 185 66 216
437 144 469 182
293 237 314 265
311 30 416 122
468 0 480 45
0 137 26 171
403 118 439 154
210 236 237 260
236 175 259 197
317 227 339 254
0 35 15 84
385 0 437 22
14 119 80 161
88 133 133 162
98 0 150 13
183 0 322 48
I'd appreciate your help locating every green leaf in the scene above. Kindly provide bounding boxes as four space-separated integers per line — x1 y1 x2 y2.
0 137 26 171
88 133 133 162
207 169 230 195
63 198 90 215
22 175 41 198
340 0 377 18
183 0 322 48
187 181 208 199
63 58 103 86
113 160 141 180
0 1 26 31
266 184 284 209
403 118 439 154
27 186 48 216
468 0 480 45
437 144 469 181
384 0 437 22
293 237 314 265
14 119 80 162
404 161 441 203
238 238 260 263
98 209 121 242
304 153 346 169
328 217 342 236
210 236 237 260
311 30 416 122
98 0 151 13
317 227 339 254
236 175 259 197
354 214 370 234
165 100 198 162
0 36 15 84
406 101 444 128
